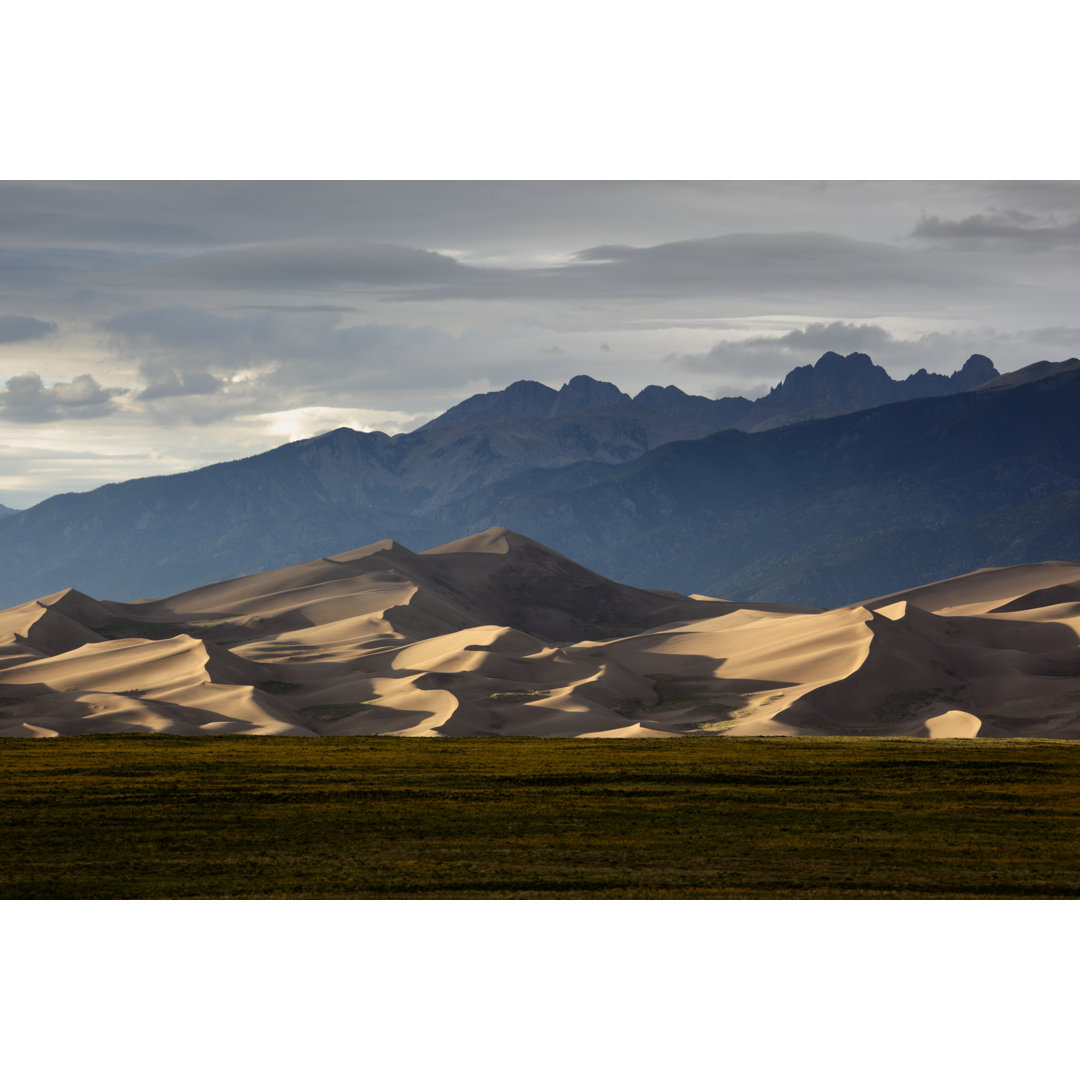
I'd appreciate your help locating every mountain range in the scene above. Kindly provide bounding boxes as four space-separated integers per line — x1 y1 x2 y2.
9 349 1080 611
423 351 998 433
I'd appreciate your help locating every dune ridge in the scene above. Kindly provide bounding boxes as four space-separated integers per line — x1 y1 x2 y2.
3 527 1080 739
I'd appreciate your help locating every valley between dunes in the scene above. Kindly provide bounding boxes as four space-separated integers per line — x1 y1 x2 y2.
3 526 1080 739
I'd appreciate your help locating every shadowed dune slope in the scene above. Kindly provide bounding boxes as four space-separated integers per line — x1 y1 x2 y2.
2 528 1080 739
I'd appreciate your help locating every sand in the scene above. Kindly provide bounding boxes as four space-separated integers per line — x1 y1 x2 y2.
2 526 1080 739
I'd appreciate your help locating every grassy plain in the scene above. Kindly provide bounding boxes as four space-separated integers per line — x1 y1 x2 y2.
2 735 1079 899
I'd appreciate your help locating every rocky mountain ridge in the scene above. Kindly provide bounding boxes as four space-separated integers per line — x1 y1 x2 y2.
421 352 1000 434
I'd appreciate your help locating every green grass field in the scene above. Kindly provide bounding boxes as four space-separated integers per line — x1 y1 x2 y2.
3 735 1080 899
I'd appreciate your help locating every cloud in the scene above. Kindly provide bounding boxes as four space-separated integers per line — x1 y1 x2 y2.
0 184 221 247
105 305 278 359
0 246 135 292
1026 326 1080 351
102 304 474 423
137 364 226 400
229 304 359 313
402 232 984 307
913 211 1080 249
153 239 471 290
0 315 58 344
106 303 460 372
0 372 121 422
742 321 895 353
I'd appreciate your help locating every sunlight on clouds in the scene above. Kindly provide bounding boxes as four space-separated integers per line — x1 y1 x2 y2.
251 406 428 443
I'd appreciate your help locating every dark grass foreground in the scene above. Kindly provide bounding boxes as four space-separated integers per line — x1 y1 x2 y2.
3 735 1080 899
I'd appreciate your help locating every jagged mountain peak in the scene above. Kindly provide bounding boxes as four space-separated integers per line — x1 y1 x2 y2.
961 353 996 380
549 374 630 416
416 379 558 430
815 350 874 369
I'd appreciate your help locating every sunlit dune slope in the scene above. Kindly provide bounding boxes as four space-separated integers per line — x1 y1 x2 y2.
3 527 1080 739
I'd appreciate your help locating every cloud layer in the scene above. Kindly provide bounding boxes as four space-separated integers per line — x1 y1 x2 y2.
1 180 1079 504
914 211 1080 249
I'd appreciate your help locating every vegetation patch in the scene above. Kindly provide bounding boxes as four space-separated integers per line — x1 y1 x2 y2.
487 689 552 703
873 687 964 720
255 680 305 695
4 736 1080 899
641 676 749 729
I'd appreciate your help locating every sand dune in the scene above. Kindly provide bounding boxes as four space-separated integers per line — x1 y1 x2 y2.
2 527 1080 739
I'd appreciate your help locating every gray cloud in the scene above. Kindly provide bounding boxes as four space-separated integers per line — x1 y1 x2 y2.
0 245 151 294
0 315 58 344
403 232 985 307
229 304 359 313
10 181 1074 258
0 184 220 247
102 304 470 423
105 304 457 369
1026 326 1080 351
0 372 121 422
913 211 1080 249
742 320 894 354
138 365 226 400
154 239 470 290
105 305 278 359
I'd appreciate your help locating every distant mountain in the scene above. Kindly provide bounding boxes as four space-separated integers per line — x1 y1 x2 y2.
716 487 1080 608
419 379 558 427
0 402 715 606
737 351 997 430
633 351 998 432
419 374 632 429
422 354 999 435
631 384 756 430
430 365 1080 606
0 504 17 518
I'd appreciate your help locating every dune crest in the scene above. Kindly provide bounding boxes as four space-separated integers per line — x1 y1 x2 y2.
3 530 1080 739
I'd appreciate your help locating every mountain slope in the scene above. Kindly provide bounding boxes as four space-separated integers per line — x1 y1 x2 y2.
433 366 1080 605
0 403 713 605
418 374 630 428
719 486 1080 607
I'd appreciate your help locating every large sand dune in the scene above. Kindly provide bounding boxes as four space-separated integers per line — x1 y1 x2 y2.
3 527 1080 738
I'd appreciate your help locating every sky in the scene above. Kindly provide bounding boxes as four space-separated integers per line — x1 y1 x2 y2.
3 0 1079 510
1 179 1079 507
